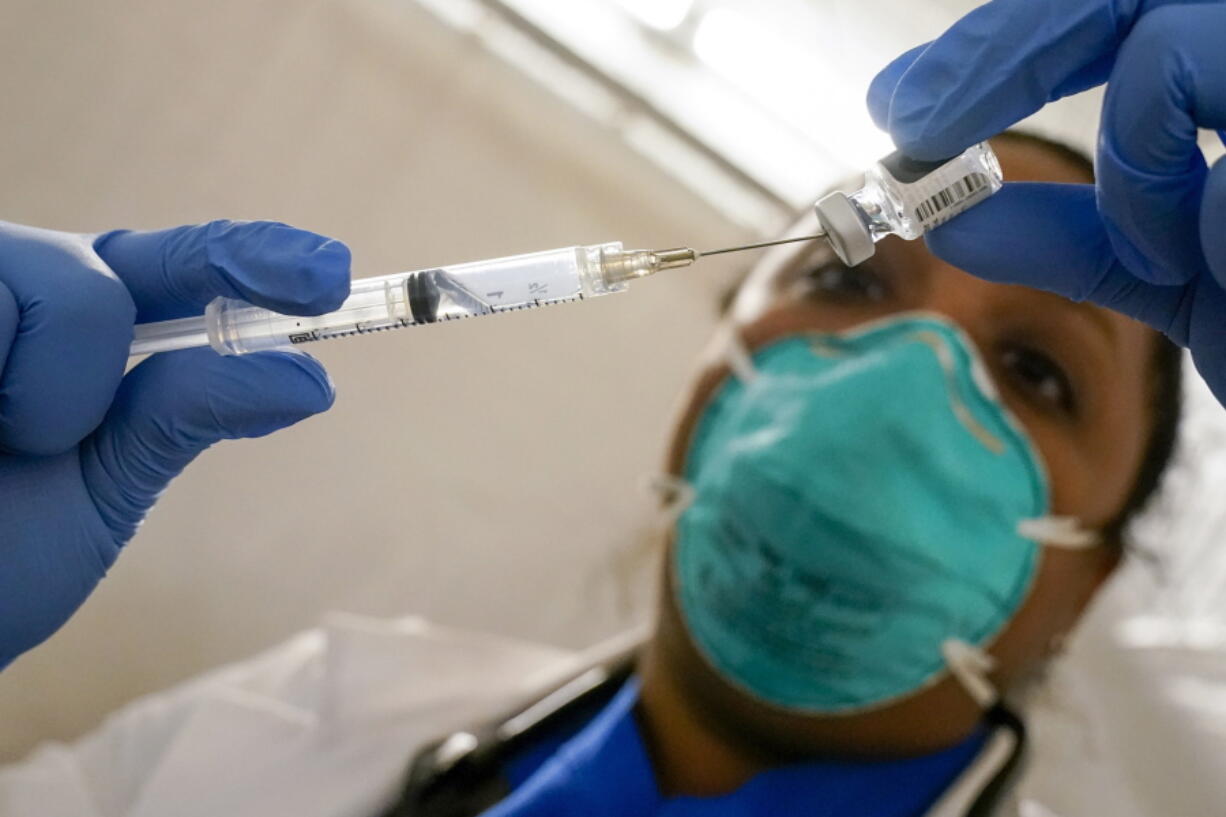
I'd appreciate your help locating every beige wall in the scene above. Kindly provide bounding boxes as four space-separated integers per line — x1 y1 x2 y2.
0 0 750 760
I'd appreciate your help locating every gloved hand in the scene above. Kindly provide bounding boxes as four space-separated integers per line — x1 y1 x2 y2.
866 0 1226 402
0 220 350 668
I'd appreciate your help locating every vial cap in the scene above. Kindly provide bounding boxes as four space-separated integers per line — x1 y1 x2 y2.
815 192 875 267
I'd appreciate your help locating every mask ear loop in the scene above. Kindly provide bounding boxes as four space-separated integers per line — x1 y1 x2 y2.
1016 517 1100 550
942 519 1098 710
638 327 749 529
641 473 696 528
596 475 695 621
941 639 999 709
716 324 758 385
637 321 739 535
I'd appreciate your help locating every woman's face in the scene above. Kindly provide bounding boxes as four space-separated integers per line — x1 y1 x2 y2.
655 138 1160 755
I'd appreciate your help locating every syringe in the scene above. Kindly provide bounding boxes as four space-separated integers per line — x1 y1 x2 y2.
129 142 1003 358
129 243 706 357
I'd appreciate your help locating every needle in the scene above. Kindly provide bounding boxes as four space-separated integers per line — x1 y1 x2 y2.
641 232 829 275
698 233 827 258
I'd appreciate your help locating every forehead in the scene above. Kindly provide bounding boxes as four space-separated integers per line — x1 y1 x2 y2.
993 136 1093 184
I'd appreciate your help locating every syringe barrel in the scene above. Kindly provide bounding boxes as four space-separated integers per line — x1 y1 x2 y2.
138 242 631 356
206 271 414 355
129 314 212 355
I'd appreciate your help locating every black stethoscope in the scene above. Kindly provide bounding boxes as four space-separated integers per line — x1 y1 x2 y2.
379 647 637 817
377 648 1026 817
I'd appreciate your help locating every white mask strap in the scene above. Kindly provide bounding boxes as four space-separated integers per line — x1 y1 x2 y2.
641 473 696 527
717 325 758 384
941 639 999 709
1017 516 1100 550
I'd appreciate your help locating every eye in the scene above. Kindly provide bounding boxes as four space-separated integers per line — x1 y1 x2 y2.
1000 345 1078 415
800 260 892 304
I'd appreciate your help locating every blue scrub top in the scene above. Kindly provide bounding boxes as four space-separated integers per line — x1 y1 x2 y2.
483 678 986 817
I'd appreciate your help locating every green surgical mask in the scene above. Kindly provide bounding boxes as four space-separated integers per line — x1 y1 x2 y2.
671 314 1094 713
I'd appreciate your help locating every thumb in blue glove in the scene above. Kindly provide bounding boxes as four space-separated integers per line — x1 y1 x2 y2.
2 349 334 664
85 350 336 545
925 182 1226 402
0 219 350 667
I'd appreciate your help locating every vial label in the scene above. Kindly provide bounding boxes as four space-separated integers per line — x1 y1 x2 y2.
912 172 992 227
871 143 1004 239
817 142 1004 265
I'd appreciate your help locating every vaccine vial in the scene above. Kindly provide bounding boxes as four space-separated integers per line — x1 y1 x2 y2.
815 142 1004 266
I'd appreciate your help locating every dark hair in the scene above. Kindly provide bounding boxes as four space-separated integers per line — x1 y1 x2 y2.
992 131 1185 545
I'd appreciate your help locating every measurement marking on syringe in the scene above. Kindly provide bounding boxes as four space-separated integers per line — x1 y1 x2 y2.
303 294 589 340
129 242 686 356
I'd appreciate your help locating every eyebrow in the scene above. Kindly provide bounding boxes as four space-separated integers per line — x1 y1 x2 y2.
772 238 1122 352
768 242 835 287
1058 298 1119 347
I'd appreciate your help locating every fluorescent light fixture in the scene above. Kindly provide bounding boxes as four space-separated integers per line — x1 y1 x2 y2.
614 0 694 31
692 7 893 170
476 15 624 124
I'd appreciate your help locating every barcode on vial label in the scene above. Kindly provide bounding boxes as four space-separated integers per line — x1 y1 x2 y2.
914 172 989 225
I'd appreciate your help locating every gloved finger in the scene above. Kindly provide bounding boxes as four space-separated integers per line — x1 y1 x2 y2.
0 450 119 669
1187 278 1226 409
0 281 16 376
0 223 134 456
866 42 928 133
93 220 351 323
926 183 1191 341
1204 157 1226 283
875 0 1174 160
1097 5 1226 287
79 347 335 545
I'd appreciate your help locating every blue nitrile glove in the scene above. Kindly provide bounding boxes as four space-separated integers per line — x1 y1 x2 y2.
0 220 350 668
866 0 1226 401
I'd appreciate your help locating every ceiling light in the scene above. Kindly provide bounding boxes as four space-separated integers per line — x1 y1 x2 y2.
614 0 694 32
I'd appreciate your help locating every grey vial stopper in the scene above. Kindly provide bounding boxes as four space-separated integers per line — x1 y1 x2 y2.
814 192 875 267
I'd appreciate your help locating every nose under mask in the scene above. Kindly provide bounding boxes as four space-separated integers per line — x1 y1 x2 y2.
669 313 1095 714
